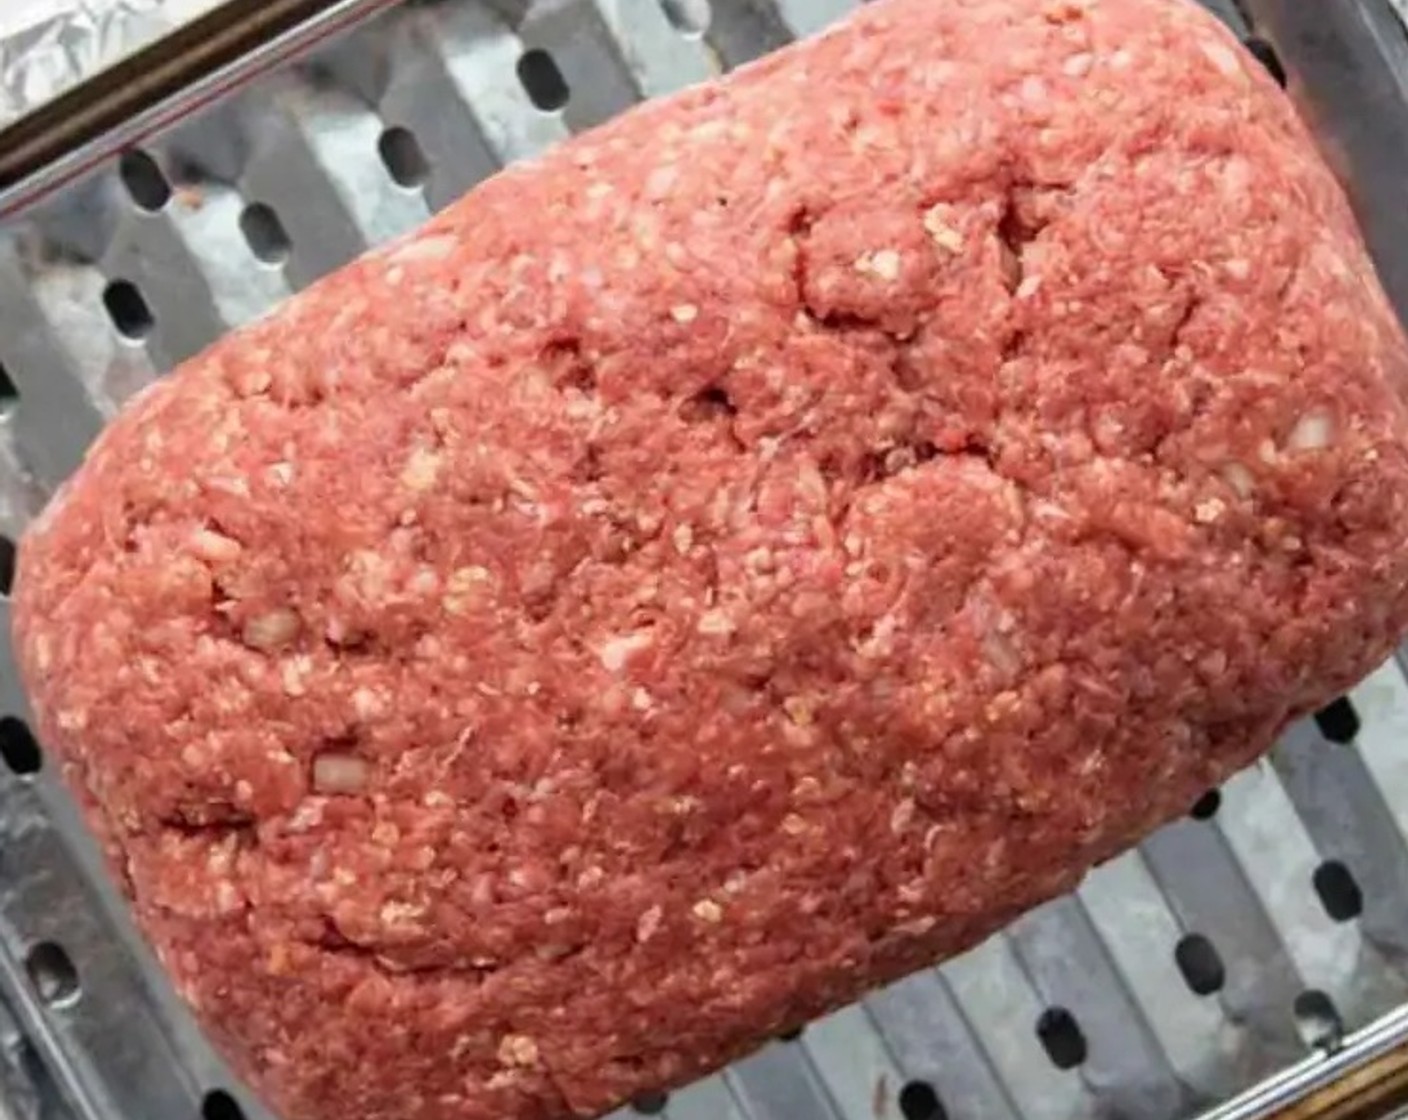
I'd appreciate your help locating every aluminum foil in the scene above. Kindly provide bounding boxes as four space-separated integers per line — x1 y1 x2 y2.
0 0 225 129
2 0 1405 137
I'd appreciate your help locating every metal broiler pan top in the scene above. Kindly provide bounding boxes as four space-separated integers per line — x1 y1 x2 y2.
3 3 1408 1120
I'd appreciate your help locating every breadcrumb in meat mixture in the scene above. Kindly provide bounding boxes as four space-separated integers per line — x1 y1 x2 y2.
14 0 1408 1118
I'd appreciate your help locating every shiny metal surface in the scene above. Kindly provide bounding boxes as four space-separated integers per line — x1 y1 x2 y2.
1242 0 1408 319
0 3 1407 1120
0 0 404 217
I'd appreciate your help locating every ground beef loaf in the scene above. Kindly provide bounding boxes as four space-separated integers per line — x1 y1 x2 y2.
14 0 1408 1117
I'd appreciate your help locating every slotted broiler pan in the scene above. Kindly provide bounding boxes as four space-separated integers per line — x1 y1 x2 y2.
3 2 1408 1119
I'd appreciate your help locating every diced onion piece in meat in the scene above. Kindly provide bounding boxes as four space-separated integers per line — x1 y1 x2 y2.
1222 462 1255 498
242 608 300 651
313 753 369 795
1287 409 1335 453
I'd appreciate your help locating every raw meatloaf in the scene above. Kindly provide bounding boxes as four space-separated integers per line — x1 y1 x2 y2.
15 0 1408 1117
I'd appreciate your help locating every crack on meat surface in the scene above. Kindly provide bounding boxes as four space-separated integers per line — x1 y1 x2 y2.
316 612 436 660
786 206 834 331
679 384 737 423
996 181 1064 363
995 181 1053 295
157 806 256 835
890 344 928 395
205 574 245 645
311 915 522 978
545 338 595 395
856 439 941 485
679 384 746 455
789 206 915 335
1169 292 1202 349
591 503 662 569
782 203 990 501
323 626 376 654
572 445 604 485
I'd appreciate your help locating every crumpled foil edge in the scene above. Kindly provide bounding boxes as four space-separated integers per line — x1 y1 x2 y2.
0 0 223 130
0 1 1405 151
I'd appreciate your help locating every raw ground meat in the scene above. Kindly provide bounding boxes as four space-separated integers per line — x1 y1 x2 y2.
14 0 1408 1117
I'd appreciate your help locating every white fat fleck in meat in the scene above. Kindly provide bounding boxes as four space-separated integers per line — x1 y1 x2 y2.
190 528 242 563
407 566 440 597
352 687 387 720
598 629 655 672
1221 155 1254 201
577 866 605 890
854 613 898 659
855 249 902 281
692 899 724 923
312 754 369 795
1286 409 1336 453
30 633 53 673
1194 497 1226 524
281 655 314 697
242 608 300 652
645 165 679 201
982 627 1022 676
496 1034 539 1068
697 609 736 638
783 695 815 727
401 447 443 492
287 798 327 833
1200 38 1244 78
1020 75 1048 103
371 820 401 847
636 904 664 944
380 900 429 928
923 204 965 254
443 566 496 615
207 836 240 874
1063 52 1094 77
1015 274 1043 300
1222 462 1255 498
385 233 458 267
897 915 938 938
345 550 394 604
214 881 243 914
207 476 250 499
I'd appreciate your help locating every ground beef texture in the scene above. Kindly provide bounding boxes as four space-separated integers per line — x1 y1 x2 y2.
14 0 1408 1118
